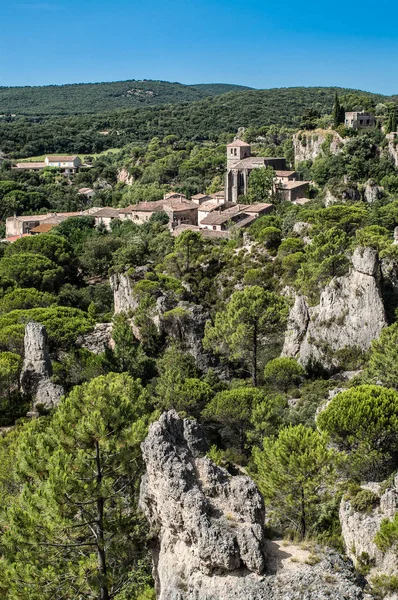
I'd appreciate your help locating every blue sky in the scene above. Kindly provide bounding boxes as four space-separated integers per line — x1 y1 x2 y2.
1 0 398 94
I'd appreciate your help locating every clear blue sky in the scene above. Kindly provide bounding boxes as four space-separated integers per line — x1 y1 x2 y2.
1 0 398 94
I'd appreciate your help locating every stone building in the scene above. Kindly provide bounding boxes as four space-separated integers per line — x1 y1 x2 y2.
200 203 274 231
119 197 198 228
344 112 376 129
13 155 82 173
277 180 310 202
226 140 288 202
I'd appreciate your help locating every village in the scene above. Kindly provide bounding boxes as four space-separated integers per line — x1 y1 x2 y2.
5 140 311 240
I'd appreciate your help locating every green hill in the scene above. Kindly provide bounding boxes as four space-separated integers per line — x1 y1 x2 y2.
0 86 393 157
0 80 251 116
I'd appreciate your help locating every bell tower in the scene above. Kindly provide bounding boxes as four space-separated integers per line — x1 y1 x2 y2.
226 140 251 169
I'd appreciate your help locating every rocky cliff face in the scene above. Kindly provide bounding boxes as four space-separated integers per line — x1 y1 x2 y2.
293 130 346 163
110 272 138 314
160 301 217 372
117 167 135 185
387 134 398 168
140 411 368 600
282 247 387 369
20 322 64 411
340 475 398 579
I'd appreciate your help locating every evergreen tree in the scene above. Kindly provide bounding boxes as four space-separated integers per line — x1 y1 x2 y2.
253 425 339 538
332 92 344 128
203 286 288 386
1 373 152 600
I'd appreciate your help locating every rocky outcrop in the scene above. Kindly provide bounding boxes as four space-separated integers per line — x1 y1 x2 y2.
20 322 64 411
293 129 346 164
160 301 216 372
117 167 135 186
387 133 398 168
283 247 387 369
340 475 398 578
324 183 361 206
363 179 384 204
140 411 368 600
77 323 113 354
110 272 137 314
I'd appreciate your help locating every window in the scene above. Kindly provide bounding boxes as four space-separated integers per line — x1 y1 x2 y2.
234 148 237 156
360 120 363 125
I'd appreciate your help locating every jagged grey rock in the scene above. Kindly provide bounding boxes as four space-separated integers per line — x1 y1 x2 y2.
160 301 216 371
282 247 387 369
140 411 368 600
110 272 137 314
387 134 398 168
117 167 135 185
77 323 113 354
293 130 346 163
363 180 384 204
340 474 398 578
20 322 64 411
324 184 361 207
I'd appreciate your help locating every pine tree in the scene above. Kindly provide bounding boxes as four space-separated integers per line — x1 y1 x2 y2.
1 373 152 600
203 286 288 386
253 425 338 538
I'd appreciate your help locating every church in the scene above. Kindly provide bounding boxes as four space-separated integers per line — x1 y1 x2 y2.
225 140 309 203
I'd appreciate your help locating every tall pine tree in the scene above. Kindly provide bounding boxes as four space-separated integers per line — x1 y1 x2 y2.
1 373 152 600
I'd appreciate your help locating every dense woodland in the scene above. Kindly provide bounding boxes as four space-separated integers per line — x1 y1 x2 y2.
0 85 398 599
0 86 391 157
0 80 250 116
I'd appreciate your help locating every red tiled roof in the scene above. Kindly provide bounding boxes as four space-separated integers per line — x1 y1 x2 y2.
46 155 79 162
89 207 120 218
227 140 250 147
14 162 46 169
30 223 57 233
278 181 310 190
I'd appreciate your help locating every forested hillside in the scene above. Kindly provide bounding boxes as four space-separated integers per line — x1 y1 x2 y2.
0 79 251 116
0 86 389 157
1 88 398 599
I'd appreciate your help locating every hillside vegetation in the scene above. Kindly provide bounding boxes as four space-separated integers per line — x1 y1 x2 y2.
0 79 251 116
0 86 390 157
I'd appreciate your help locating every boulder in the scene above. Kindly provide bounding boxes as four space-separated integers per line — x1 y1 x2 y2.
20 322 64 411
140 411 368 600
282 247 387 369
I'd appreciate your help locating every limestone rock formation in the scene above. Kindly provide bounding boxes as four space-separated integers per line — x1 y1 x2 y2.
77 323 113 354
282 247 387 369
110 272 137 314
140 411 368 600
363 179 384 204
20 322 64 411
117 167 134 186
387 133 398 168
293 129 346 163
160 301 216 372
324 183 361 207
340 475 398 579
